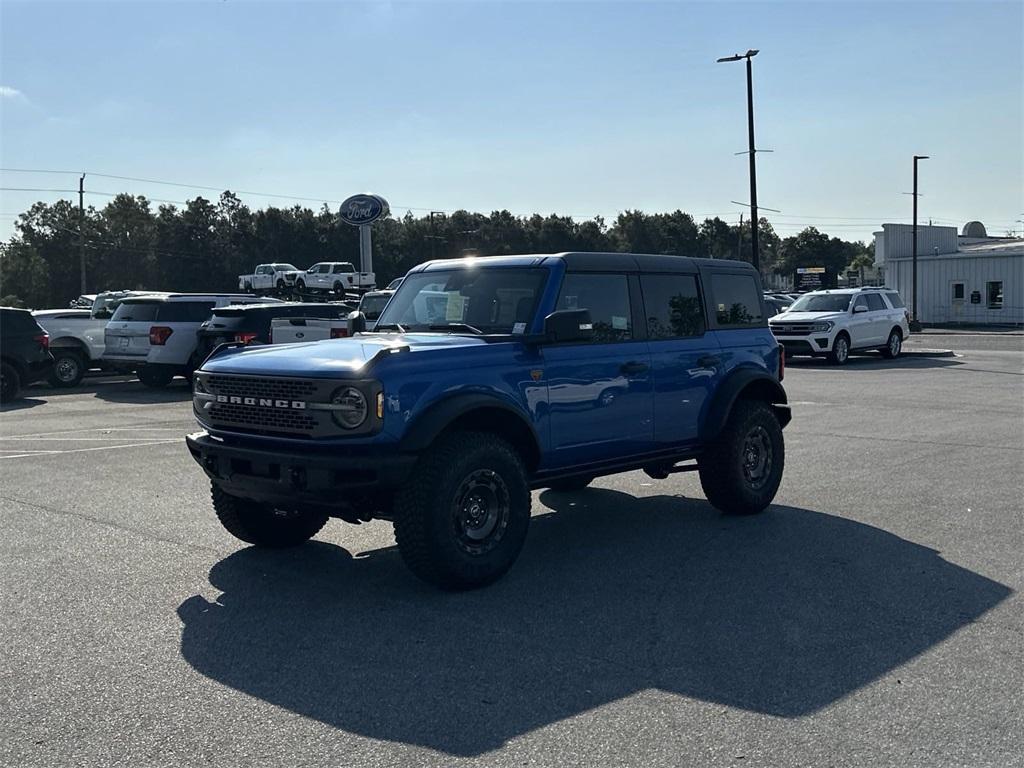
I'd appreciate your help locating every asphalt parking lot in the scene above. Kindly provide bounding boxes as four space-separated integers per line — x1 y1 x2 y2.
2 333 1022 768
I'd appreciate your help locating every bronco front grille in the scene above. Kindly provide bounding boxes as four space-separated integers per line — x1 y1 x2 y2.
198 374 330 437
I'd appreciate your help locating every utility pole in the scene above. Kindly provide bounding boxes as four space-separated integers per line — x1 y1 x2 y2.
745 55 759 274
426 211 446 261
78 173 86 294
911 155 929 331
717 49 761 273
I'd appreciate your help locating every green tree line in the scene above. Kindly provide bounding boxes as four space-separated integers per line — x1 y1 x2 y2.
0 191 871 308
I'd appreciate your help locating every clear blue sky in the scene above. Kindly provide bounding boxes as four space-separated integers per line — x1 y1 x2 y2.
2 0 1022 244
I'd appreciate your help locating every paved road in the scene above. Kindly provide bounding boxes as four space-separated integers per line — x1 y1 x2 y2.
1 337 1021 768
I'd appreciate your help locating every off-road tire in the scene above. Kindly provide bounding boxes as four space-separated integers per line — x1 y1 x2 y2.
547 476 593 492
276 279 286 289
394 430 531 590
0 361 21 403
698 399 784 516
296 279 306 292
880 328 902 359
828 332 851 365
211 484 328 548
243 281 252 292
332 281 343 294
137 366 175 388
48 349 86 388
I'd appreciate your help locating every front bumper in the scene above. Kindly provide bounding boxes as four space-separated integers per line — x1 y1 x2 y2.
185 431 416 508
773 334 833 356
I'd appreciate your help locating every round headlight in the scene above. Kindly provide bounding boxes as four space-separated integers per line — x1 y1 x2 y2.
331 387 368 429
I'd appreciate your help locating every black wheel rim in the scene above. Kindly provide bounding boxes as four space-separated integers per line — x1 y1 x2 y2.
55 356 80 383
741 425 773 490
451 468 511 555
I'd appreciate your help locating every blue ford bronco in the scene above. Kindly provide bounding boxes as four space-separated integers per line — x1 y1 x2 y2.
186 252 790 589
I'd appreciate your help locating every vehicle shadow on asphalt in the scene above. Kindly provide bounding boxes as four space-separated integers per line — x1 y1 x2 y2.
787 354 962 370
0 397 46 413
177 489 1010 756
86 380 193 404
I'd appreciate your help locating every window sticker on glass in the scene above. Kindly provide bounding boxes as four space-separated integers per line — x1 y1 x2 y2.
512 322 526 335
445 294 466 321
612 315 628 330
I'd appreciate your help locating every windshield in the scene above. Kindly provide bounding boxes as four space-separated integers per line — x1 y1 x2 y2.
111 301 160 322
788 293 852 313
359 294 392 321
376 268 548 334
273 264 298 271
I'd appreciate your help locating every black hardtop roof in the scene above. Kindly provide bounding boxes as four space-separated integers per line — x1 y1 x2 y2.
413 252 756 274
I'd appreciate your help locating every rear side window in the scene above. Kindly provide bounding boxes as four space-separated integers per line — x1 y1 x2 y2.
112 302 160 322
710 273 763 326
2 310 40 333
158 301 216 322
886 292 905 308
865 293 886 311
333 264 354 273
556 274 632 342
640 275 705 339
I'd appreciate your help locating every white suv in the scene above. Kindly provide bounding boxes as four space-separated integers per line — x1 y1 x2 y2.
769 287 910 365
103 294 275 387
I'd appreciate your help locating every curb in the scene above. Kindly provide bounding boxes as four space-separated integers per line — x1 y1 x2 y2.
902 348 956 358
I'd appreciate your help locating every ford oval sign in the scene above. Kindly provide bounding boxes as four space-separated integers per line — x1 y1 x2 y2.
339 194 389 227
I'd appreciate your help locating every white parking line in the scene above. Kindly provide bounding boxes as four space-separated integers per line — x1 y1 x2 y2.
0 439 181 460
0 425 187 439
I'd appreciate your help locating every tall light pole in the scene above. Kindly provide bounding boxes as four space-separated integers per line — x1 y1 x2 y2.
911 155 929 330
718 49 761 273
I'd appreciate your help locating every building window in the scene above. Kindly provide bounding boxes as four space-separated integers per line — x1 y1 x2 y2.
952 283 965 303
987 282 1003 310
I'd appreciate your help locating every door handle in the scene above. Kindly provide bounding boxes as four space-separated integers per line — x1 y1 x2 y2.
620 361 649 375
696 355 721 368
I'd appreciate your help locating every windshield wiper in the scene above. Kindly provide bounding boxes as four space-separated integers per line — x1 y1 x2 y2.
428 323 483 335
374 322 406 333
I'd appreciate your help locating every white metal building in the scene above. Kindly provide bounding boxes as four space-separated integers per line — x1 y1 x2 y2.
874 222 1023 325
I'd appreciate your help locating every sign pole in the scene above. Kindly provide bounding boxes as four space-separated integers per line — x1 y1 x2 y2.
359 224 373 275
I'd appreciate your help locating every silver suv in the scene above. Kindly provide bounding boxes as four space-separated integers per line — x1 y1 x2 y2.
769 287 910 365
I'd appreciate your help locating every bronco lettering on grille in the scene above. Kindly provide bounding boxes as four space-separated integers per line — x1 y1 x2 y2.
215 394 306 410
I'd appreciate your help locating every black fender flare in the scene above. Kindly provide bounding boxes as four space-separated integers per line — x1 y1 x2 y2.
399 392 542 463
700 368 791 442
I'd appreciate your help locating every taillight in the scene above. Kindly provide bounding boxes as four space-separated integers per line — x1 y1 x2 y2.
235 332 259 344
779 345 785 381
149 326 173 345
34 333 49 350
330 327 349 339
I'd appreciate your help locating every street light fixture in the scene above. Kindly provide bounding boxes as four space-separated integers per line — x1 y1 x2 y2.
717 49 762 273
911 155 929 330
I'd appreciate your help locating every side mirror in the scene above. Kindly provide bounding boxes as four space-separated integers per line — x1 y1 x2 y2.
543 309 594 344
853 304 868 314
347 310 367 334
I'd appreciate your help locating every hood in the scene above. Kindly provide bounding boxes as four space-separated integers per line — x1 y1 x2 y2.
201 332 490 378
770 310 846 324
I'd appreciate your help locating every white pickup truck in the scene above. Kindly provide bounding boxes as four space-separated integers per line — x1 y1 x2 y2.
32 290 166 386
238 263 303 294
294 262 375 295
